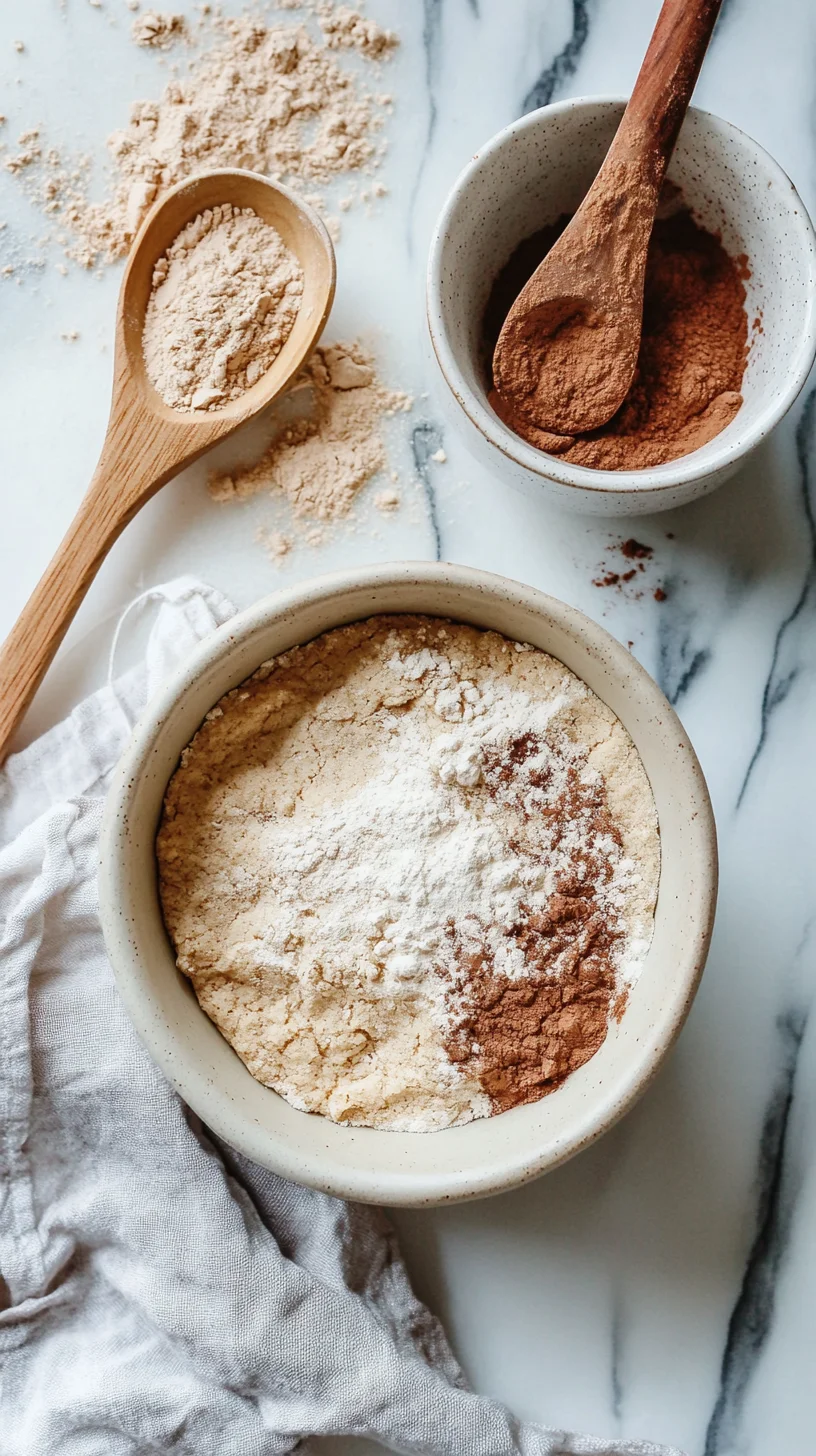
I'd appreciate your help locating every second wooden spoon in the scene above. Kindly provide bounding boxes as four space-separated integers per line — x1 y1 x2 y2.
493 0 723 437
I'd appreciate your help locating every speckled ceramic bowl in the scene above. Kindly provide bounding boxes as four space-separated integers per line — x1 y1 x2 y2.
98 563 717 1205
427 98 816 515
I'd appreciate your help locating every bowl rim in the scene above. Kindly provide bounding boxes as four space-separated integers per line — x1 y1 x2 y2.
98 561 718 1205
426 95 816 497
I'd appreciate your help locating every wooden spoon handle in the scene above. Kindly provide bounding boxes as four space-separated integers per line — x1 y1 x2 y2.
0 369 233 764
625 0 723 167
0 462 135 763
0 386 187 763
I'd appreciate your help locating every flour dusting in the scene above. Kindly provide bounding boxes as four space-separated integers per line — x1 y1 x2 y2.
158 617 660 1131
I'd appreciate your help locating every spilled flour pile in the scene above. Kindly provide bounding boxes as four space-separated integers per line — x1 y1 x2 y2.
317 4 398 58
3 6 397 270
209 340 412 550
1 6 419 558
131 12 187 49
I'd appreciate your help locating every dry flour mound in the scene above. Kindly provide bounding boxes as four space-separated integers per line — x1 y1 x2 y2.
131 11 187 49
317 4 398 58
157 616 660 1131
209 340 412 520
143 205 303 411
5 6 396 270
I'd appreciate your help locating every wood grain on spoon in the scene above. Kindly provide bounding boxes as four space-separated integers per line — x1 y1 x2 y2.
493 0 724 438
0 170 335 766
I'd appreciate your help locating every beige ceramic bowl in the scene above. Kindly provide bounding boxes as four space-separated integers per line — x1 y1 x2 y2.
99 563 717 1206
427 98 816 514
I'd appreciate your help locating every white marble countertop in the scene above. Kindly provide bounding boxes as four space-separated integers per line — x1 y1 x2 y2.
3 2 816 1453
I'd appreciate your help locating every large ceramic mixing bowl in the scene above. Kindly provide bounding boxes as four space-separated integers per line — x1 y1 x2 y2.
99 563 717 1205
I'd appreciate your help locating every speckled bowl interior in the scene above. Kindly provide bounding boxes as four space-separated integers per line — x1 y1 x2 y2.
427 98 816 515
99 563 717 1206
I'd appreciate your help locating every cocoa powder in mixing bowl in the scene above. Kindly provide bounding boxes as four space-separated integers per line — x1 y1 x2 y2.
444 730 626 1111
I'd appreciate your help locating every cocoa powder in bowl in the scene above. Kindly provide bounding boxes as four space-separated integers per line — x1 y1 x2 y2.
445 733 629 1111
485 206 749 471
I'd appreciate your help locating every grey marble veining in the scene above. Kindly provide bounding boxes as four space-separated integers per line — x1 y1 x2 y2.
738 389 816 806
521 0 592 113
703 999 807 1454
2 1 816 1452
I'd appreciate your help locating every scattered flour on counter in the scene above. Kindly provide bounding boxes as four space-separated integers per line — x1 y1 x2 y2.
131 11 186 48
208 340 412 521
2 6 397 270
317 4 398 59
374 487 401 512
255 527 292 563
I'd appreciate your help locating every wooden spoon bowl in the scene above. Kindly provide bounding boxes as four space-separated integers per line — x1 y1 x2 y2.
121 169 336 433
0 169 336 762
492 0 723 437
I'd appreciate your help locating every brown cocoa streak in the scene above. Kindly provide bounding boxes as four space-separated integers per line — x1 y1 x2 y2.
444 735 626 1113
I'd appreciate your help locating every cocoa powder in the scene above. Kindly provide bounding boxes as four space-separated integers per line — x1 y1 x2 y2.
491 152 660 437
486 207 748 471
444 732 627 1112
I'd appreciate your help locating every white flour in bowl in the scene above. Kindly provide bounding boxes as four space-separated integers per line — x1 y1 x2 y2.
157 616 660 1131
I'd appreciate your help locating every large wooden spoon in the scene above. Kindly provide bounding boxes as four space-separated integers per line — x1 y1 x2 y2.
493 0 723 437
0 169 335 764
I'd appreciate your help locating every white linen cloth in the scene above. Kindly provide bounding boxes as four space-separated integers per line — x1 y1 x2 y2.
0 578 682 1456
